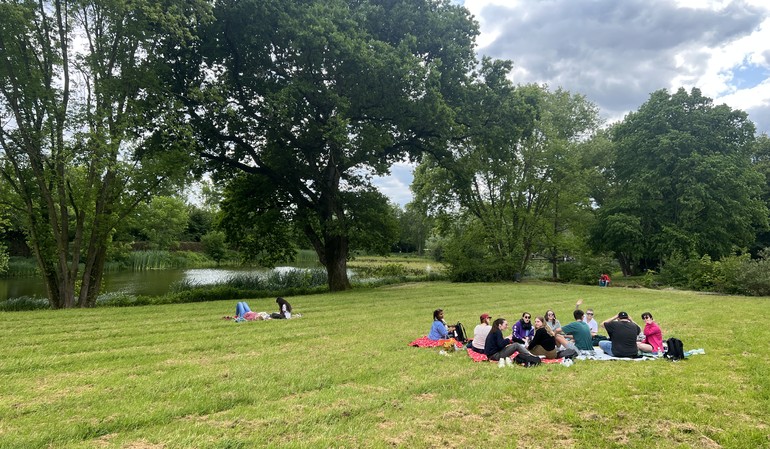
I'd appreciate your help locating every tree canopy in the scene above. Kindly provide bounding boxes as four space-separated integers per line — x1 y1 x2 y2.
0 0 205 307
592 88 768 274
168 0 479 290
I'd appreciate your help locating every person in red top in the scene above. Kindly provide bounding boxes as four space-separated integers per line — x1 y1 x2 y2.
599 273 611 287
637 312 663 354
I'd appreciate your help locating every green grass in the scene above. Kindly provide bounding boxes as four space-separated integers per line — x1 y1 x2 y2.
1 282 768 448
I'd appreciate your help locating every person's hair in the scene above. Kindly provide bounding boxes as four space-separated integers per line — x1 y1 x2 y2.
535 316 554 336
276 297 292 312
545 309 556 323
641 312 653 320
433 309 443 321
492 318 506 330
573 309 584 320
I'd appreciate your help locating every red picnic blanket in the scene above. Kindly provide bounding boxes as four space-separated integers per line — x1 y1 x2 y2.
408 336 463 348
466 347 564 364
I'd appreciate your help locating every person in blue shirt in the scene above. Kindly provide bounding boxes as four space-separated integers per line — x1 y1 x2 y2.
428 308 454 340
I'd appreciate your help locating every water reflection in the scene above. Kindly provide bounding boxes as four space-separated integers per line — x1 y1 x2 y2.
0 266 317 301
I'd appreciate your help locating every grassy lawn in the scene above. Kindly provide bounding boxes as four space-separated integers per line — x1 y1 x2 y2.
1 282 768 448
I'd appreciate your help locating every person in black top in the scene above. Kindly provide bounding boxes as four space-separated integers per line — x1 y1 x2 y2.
484 318 533 363
599 311 641 358
272 297 292 319
528 316 557 359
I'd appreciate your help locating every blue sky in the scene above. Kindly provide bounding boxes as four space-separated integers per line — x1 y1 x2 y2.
374 0 770 207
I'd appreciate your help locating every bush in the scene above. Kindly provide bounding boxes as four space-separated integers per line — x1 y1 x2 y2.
0 295 50 311
557 255 617 285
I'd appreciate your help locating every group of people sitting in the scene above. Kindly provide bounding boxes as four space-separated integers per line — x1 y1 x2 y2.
428 298 664 362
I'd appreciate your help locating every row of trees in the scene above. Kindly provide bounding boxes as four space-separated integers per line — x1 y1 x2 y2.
2 0 769 308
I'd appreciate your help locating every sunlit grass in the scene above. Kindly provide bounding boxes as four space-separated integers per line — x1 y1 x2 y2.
1 282 767 448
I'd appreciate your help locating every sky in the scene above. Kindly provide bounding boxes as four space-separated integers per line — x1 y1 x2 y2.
373 0 770 207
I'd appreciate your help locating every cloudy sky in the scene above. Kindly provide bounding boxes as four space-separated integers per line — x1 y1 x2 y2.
373 0 770 206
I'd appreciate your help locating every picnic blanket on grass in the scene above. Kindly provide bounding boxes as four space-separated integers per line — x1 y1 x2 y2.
409 336 463 348
465 348 564 364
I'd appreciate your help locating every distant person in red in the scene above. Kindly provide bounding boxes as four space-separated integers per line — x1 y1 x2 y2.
599 273 611 287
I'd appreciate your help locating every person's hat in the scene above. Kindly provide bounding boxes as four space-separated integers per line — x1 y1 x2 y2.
618 311 629 319
480 313 490 321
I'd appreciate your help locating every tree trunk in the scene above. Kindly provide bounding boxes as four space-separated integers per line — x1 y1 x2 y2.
323 235 351 291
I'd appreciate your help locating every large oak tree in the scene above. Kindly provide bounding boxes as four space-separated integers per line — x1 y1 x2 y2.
171 0 478 290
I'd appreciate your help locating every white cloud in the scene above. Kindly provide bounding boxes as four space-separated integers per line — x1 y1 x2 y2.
377 0 770 206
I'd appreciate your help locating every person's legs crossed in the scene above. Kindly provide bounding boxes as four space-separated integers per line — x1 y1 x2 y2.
598 340 613 356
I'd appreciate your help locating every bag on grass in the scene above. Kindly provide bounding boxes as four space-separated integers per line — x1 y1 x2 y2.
514 352 542 367
557 348 578 359
664 337 685 360
453 322 468 343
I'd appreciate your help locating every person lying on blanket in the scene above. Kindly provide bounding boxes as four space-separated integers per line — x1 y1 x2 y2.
484 318 533 362
428 308 455 340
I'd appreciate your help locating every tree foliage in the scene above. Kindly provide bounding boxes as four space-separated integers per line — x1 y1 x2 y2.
0 0 205 307
168 0 478 290
592 88 768 274
413 59 600 281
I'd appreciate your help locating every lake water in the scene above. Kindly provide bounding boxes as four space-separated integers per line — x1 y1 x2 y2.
0 267 313 301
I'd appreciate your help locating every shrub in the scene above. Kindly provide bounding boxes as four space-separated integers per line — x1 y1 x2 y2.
557 255 617 285
0 295 50 311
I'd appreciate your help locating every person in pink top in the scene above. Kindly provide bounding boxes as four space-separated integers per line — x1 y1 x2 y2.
637 312 663 354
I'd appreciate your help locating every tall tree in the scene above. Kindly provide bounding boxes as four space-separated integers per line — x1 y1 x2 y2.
593 88 767 274
413 59 600 280
170 0 478 290
0 0 205 308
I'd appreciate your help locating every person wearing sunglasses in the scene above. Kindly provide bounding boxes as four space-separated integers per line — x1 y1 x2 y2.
575 299 598 337
637 312 663 354
484 318 534 365
513 312 535 344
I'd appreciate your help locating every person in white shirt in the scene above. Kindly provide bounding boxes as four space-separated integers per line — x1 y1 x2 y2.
470 313 492 353
575 299 598 336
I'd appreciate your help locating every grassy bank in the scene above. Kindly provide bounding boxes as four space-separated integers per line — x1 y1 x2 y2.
0 282 768 448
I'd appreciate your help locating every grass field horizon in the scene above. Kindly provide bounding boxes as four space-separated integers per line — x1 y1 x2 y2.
1 281 768 448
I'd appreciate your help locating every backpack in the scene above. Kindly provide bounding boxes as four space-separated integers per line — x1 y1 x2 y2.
453 322 468 343
664 337 685 360
513 352 542 367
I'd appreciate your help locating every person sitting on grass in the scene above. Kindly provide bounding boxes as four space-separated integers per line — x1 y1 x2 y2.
428 308 454 341
599 273 611 287
544 309 561 333
271 297 292 319
469 313 492 353
599 311 641 358
554 309 593 353
528 316 558 359
484 318 533 366
513 312 535 343
637 312 663 354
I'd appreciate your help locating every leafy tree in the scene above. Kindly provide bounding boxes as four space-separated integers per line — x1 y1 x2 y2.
593 88 768 274
168 0 478 290
393 202 433 255
0 0 205 307
201 230 227 265
125 196 189 250
413 59 600 280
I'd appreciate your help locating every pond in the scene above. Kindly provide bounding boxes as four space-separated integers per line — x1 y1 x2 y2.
0 267 316 302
